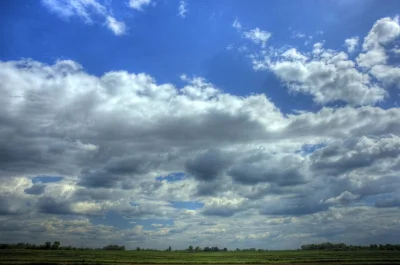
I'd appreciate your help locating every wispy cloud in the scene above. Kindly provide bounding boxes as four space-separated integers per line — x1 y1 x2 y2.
106 16 126 36
232 19 242 30
128 0 152 11
178 1 188 18
243 28 271 48
291 31 306 39
41 0 126 36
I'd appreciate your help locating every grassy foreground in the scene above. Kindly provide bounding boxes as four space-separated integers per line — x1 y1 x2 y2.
1 249 400 265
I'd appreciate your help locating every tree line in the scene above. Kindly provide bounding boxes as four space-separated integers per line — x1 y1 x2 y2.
2 241 400 251
301 243 400 251
0 242 61 250
0 242 125 251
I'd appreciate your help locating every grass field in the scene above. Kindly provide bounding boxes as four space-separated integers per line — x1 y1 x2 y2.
1 249 400 265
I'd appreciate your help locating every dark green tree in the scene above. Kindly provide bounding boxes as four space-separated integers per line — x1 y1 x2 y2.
51 241 60 250
45 242 51 249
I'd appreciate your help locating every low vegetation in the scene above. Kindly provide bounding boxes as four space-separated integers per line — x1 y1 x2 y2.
1 242 400 264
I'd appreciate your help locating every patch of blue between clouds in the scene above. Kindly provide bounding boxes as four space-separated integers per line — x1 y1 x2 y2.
297 143 326 155
90 211 174 230
169 201 204 210
361 193 395 207
129 201 204 210
156 172 186 182
32 175 63 184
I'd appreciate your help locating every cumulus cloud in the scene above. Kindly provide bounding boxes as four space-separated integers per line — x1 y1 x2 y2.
240 16 400 106
268 50 386 105
202 197 247 217
356 47 387 68
362 16 400 50
310 135 400 176
228 153 307 186
344 36 359 53
356 16 400 69
3 14 400 249
370 64 400 88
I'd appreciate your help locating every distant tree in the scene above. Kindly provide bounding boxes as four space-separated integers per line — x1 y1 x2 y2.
188 245 194 252
45 242 51 249
103 244 125 251
137 247 141 251
223 247 228 252
166 246 172 252
51 241 60 250
195 246 201 252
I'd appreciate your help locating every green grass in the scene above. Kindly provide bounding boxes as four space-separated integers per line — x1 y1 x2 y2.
1 249 400 265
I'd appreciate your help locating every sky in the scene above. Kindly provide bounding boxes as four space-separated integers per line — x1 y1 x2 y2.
1 0 400 250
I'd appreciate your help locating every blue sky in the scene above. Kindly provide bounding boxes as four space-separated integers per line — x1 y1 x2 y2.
3 0 400 112
1 0 400 250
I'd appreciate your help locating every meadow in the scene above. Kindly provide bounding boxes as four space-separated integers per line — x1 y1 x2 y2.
1 249 400 265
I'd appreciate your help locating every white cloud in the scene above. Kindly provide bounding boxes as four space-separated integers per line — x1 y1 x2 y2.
243 28 271 48
291 31 306 39
281 48 308 62
356 16 400 69
105 16 126 36
268 50 386 105
42 0 106 23
242 16 400 105
129 0 152 10
178 1 188 18
356 47 387 68
344 36 359 53
370 64 400 88
3 15 400 250
392 46 400 54
42 0 126 36
362 16 400 50
312 42 324 55
232 19 242 30
323 191 360 205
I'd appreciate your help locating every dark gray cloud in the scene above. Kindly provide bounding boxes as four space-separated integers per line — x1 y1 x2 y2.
202 207 239 217
37 197 73 215
185 149 231 181
375 196 400 208
78 155 162 188
260 197 329 216
73 188 114 201
1 38 400 249
0 195 28 215
78 169 123 188
310 136 400 176
229 154 307 186
104 156 155 175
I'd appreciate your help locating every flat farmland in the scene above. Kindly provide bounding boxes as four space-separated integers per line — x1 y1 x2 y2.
1 249 400 265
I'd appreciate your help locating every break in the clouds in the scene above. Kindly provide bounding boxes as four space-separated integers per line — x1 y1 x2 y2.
1 0 400 250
